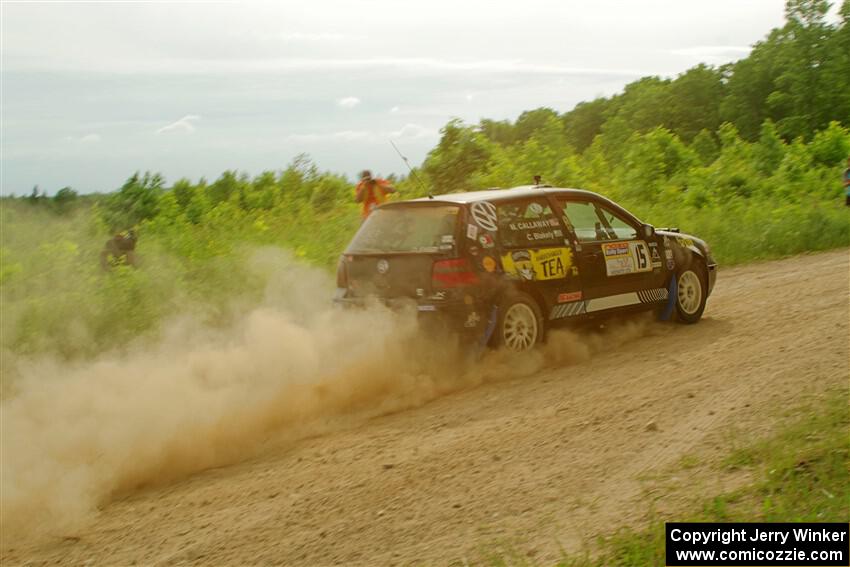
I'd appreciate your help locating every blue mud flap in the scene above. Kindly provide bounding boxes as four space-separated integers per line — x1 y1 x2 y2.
475 305 499 357
660 275 678 321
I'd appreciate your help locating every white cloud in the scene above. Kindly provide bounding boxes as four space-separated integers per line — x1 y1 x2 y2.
389 123 436 139
389 106 400 113
157 114 201 134
227 58 643 78
336 96 360 108
286 123 437 144
239 30 362 43
286 130 369 143
337 97 361 109
670 45 751 63
64 133 101 143
277 32 351 42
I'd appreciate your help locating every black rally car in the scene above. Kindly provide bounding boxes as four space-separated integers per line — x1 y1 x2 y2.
335 186 717 352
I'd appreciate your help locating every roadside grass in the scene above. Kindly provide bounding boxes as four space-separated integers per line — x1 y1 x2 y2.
479 388 849 567
568 389 849 567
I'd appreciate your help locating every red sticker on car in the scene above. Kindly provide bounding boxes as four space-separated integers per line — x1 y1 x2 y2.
557 291 582 303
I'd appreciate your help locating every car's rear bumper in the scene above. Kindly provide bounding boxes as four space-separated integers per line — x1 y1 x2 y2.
334 289 493 337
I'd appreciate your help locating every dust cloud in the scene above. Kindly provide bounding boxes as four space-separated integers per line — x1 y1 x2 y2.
0 249 653 542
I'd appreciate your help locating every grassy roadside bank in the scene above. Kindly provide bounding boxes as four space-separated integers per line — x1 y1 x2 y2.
477 388 849 567
564 388 849 567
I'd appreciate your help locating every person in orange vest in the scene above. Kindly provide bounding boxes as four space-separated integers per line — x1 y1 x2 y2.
354 170 396 218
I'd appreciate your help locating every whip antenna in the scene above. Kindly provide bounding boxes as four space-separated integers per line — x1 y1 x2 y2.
390 139 433 199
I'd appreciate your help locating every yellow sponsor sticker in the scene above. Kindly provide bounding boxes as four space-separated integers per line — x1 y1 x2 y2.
501 247 573 281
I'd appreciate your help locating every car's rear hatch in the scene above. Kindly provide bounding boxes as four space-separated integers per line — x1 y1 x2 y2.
341 203 463 299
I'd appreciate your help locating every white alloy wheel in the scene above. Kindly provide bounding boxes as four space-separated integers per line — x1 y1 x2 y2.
677 269 703 316
502 302 539 352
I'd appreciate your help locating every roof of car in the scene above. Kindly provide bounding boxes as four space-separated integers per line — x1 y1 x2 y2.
405 185 603 204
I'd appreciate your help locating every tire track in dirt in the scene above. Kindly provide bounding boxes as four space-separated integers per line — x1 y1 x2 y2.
4 249 848 566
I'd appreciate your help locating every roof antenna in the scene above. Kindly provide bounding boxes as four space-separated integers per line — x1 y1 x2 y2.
390 139 433 199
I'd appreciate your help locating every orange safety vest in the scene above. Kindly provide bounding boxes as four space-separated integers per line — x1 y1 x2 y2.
355 178 393 218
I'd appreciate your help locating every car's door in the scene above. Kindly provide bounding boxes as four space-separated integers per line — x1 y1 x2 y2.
555 197 667 313
492 196 581 316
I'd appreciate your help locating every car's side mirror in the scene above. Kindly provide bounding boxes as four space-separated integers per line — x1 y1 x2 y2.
643 224 655 238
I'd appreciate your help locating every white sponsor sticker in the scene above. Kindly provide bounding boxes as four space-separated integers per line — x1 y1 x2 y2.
470 201 498 232
601 240 652 276
466 223 478 240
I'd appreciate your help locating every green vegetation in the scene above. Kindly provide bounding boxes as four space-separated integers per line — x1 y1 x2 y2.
2 0 849 361
472 389 849 566
559 389 849 567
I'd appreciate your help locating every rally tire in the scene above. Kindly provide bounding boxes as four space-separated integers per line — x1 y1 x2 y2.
494 291 544 352
675 262 707 324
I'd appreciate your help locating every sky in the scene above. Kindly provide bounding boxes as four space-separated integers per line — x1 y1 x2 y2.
1 0 791 195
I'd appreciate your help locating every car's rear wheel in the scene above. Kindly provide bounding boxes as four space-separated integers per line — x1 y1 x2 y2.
495 291 544 352
675 263 707 324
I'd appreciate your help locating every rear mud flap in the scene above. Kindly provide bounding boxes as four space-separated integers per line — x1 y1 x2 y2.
477 305 499 352
660 275 678 321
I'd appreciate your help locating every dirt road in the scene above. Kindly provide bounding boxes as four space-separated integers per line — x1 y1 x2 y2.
5 249 849 566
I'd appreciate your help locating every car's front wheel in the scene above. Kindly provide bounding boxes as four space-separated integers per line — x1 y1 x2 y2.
675 263 707 324
495 291 544 352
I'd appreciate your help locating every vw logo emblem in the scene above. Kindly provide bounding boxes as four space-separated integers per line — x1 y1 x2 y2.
376 259 389 274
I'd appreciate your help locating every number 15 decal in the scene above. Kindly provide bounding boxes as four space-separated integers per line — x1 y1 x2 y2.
601 240 653 276
633 241 650 272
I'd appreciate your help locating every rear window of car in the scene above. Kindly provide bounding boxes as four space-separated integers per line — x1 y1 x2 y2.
346 205 460 254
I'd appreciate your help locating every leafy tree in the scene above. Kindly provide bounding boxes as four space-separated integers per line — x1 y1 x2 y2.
171 178 196 209
209 170 241 205
753 120 787 175
691 129 720 166
310 176 349 210
562 98 610 152
280 154 320 202
478 118 515 146
103 172 163 230
423 119 492 193
667 65 724 142
621 128 696 202
512 108 561 145
808 121 850 167
607 76 673 134
770 0 832 138
26 185 42 204
52 187 78 212
819 0 850 130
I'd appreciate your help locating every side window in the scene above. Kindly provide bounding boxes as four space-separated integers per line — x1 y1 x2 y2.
496 198 564 248
560 200 639 242
597 205 638 240
561 201 605 242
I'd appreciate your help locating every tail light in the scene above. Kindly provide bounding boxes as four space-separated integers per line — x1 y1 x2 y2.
432 258 479 288
336 255 349 288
